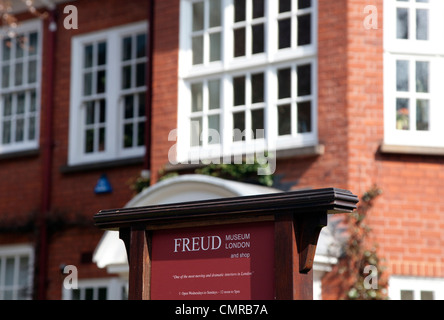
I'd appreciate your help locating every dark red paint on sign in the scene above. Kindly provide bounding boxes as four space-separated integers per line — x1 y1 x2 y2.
151 221 274 300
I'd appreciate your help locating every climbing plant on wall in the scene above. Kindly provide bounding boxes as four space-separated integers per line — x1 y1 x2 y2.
325 185 388 300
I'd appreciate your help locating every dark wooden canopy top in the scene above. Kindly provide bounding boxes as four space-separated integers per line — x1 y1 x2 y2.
93 187 358 230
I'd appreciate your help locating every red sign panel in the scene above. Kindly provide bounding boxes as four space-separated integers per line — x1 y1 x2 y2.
151 221 274 300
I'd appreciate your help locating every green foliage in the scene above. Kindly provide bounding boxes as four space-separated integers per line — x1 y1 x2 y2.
333 185 388 300
129 174 150 194
195 161 274 187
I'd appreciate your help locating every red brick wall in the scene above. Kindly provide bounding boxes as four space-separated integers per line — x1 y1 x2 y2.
149 0 180 183
43 0 151 299
346 0 444 280
321 0 444 299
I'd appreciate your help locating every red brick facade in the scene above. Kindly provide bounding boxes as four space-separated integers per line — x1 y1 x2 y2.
0 0 442 300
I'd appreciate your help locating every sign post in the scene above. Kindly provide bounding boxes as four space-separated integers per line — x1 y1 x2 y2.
94 188 358 300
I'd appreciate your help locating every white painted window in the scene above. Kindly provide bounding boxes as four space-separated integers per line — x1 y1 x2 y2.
384 0 444 148
62 278 128 300
389 276 444 300
177 0 317 163
0 20 41 154
0 244 34 300
69 22 147 165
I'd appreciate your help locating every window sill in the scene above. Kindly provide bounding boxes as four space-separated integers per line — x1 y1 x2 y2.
0 148 40 161
60 156 144 174
164 144 324 173
380 144 444 156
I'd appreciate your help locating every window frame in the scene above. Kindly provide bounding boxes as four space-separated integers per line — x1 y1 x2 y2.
0 19 42 154
389 275 444 300
0 244 34 300
69 21 147 166
177 0 318 164
383 0 444 148
62 277 128 300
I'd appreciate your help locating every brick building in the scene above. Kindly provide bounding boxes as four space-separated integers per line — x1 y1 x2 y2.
0 0 443 300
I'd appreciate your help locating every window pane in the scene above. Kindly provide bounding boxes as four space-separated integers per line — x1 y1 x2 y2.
5 257 14 286
29 32 38 56
297 14 311 46
15 62 23 86
2 65 9 88
209 32 221 62
193 1 204 31
2 39 10 61
251 73 264 103
124 123 133 148
137 122 145 146
397 8 409 39
136 34 146 58
234 27 246 57
297 101 312 133
72 289 81 300
98 127 105 151
85 101 94 125
85 288 94 300
209 0 221 27
208 114 220 144
85 129 94 153
299 0 311 9
192 36 204 64
416 61 429 93
234 0 246 22
416 9 428 40
2 120 11 144
18 257 29 286
400 290 414 300
136 62 146 87
233 111 245 141
98 42 106 65
83 72 92 96
122 37 132 61
396 98 409 130
98 288 107 300
191 82 203 112
84 44 93 68
278 68 291 99
99 100 106 123
4 94 12 116
138 92 145 116
420 291 434 300
124 95 134 119
279 0 291 13
16 118 24 142
122 66 131 89
28 60 37 83
191 117 202 146
97 70 106 93
252 108 264 139
17 92 25 114
396 60 409 92
279 18 291 49
253 0 265 19
16 36 24 58
233 76 245 106
208 79 220 110
278 104 291 136
29 116 36 140
30 90 36 112
297 64 312 96
416 99 429 131
252 24 264 54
